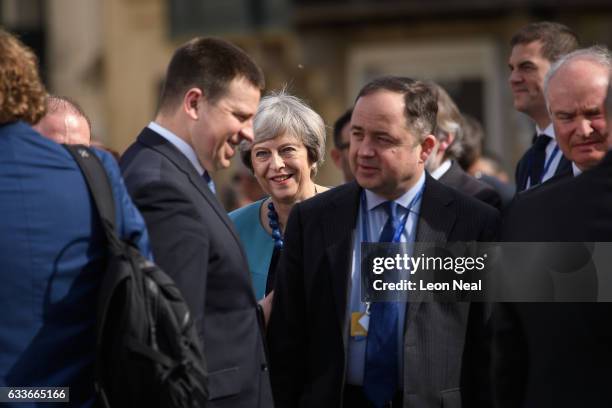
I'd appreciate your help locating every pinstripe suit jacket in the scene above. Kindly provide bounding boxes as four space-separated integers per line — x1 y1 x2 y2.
267 174 499 408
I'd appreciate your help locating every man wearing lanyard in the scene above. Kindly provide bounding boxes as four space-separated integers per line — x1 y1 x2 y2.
268 76 499 407
508 22 579 192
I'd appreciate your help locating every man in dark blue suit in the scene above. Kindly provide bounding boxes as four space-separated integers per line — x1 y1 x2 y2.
0 29 150 407
120 37 274 407
508 22 578 191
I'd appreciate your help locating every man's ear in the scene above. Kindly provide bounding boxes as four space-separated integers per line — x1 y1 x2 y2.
419 134 437 163
330 148 342 167
183 88 203 120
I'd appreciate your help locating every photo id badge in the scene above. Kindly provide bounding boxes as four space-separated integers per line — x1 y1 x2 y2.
350 312 369 337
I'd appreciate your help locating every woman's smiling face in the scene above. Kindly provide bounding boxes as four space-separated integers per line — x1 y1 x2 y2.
250 133 314 204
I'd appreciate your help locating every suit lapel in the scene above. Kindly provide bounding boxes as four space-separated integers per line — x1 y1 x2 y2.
137 128 245 251
516 149 531 192
407 175 456 328
322 183 360 344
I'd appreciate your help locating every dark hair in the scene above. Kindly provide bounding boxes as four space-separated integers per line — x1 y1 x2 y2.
47 95 92 131
158 37 265 112
457 114 484 170
0 29 47 125
356 76 437 141
510 21 579 63
333 108 353 148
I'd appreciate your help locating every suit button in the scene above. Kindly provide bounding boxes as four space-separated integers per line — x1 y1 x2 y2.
261 364 268 372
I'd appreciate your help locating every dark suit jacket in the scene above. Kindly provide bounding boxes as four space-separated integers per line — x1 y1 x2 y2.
439 161 502 210
514 143 571 192
476 174 515 209
495 152 612 407
120 128 273 407
267 175 499 408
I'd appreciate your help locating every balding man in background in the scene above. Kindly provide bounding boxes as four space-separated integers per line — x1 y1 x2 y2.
33 95 91 145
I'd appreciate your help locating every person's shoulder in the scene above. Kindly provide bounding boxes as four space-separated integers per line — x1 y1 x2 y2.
448 164 502 209
514 171 574 205
430 176 499 219
230 199 265 223
297 181 360 213
120 136 171 188
121 136 161 169
93 147 120 172
0 120 34 137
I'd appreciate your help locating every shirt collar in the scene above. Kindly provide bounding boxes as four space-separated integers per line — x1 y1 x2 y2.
429 159 452 180
148 121 205 176
364 171 426 212
572 162 582 177
535 123 555 139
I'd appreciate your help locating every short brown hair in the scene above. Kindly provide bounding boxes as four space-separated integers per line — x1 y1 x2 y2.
356 76 437 141
0 29 47 125
510 21 579 63
158 37 265 113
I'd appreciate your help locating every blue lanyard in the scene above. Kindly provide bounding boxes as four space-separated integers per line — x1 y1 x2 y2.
543 145 560 176
360 184 425 243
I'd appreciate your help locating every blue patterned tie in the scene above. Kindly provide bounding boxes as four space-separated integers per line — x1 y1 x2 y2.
363 201 399 408
202 171 216 194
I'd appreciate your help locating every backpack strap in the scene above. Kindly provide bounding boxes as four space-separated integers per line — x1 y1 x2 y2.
63 144 125 408
63 144 123 253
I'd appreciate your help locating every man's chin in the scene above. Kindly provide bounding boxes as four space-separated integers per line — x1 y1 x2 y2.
576 154 605 171
355 175 380 190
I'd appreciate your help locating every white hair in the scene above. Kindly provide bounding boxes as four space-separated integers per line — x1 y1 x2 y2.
544 46 612 111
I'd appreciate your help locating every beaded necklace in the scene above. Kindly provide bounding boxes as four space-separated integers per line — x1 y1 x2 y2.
266 186 318 249
267 201 284 249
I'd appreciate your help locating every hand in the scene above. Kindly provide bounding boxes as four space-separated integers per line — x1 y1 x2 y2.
259 291 274 327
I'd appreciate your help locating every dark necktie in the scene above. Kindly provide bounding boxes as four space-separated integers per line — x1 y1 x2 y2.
202 171 216 194
363 201 399 408
529 134 551 186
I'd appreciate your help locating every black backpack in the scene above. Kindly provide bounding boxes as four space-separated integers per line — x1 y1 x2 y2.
64 145 208 408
